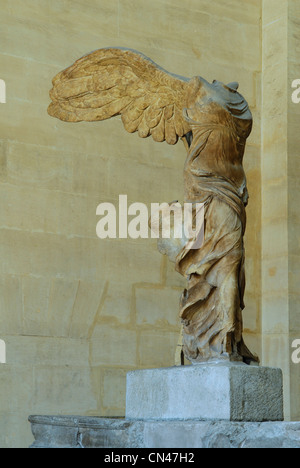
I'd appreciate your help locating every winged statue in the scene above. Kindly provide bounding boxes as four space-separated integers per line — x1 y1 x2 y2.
48 47 259 365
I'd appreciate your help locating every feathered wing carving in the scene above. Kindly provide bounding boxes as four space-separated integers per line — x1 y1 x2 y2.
48 47 193 145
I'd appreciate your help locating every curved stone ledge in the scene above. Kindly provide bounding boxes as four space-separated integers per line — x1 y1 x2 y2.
29 415 300 449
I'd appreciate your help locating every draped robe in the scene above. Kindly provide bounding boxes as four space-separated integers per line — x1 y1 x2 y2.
172 104 259 364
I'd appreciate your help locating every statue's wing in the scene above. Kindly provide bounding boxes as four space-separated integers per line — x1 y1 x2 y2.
48 47 192 145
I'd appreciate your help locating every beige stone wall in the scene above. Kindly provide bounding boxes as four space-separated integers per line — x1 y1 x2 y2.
288 0 300 421
0 0 262 447
261 0 300 421
261 0 290 419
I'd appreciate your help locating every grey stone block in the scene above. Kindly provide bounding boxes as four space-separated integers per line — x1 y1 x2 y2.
143 420 300 449
126 363 283 422
29 415 144 449
28 416 300 448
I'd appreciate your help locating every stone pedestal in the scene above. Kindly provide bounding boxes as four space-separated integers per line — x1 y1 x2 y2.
29 416 300 448
126 363 284 422
29 363 289 448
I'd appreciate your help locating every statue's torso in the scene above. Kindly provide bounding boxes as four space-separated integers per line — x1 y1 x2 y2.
183 124 248 204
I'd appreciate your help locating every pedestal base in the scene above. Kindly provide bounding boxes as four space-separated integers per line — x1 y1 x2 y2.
126 363 284 422
29 364 287 448
29 416 300 448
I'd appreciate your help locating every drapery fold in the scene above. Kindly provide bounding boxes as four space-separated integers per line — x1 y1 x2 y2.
176 115 258 364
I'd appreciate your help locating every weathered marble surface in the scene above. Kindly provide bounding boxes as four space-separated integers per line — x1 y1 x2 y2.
126 363 283 422
29 415 300 449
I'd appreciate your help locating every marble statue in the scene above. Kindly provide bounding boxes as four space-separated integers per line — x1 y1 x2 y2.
48 47 259 365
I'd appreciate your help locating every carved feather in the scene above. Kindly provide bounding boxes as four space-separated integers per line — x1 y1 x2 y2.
48 47 192 145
